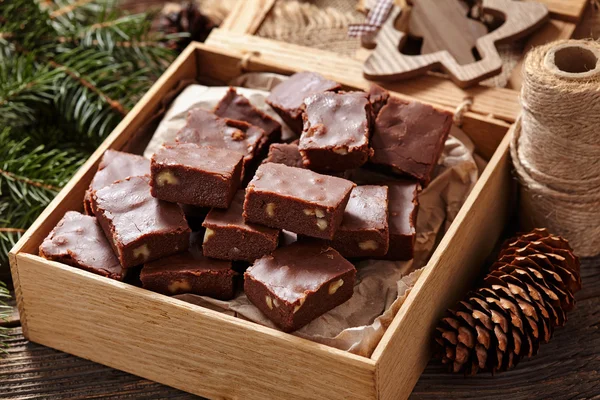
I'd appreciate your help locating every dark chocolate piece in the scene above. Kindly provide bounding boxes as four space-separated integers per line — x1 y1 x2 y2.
262 143 305 169
244 241 356 332
176 108 266 174
150 143 244 208
214 87 282 147
370 97 452 186
93 175 190 268
202 191 279 262
141 232 236 299
84 150 150 214
39 211 124 280
299 91 372 172
367 84 390 120
266 72 340 134
243 163 355 239
346 169 420 261
328 185 389 258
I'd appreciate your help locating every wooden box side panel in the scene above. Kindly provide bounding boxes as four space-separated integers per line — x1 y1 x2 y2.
373 132 513 400
16 254 377 400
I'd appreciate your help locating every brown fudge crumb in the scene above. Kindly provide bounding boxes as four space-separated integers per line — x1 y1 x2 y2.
202 191 279 262
84 150 150 215
92 175 190 268
367 84 390 120
40 211 124 280
150 143 244 208
299 91 372 172
141 232 236 299
243 163 355 239
369 97 452 186
244 241 356 332
266 72 340 134
263 143 305 169
214 87 282 148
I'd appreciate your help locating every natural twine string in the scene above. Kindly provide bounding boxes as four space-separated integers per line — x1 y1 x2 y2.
511 39 600 257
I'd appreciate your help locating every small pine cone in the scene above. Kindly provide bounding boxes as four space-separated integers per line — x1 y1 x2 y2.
158 2 216 50
435 228 581 375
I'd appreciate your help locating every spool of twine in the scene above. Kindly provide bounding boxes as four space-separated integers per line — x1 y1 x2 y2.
512 39 600 257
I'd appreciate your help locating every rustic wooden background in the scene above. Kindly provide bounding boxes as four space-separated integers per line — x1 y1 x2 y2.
2 1 600 398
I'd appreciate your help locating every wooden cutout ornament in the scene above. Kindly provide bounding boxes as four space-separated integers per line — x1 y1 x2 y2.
363 0 549 88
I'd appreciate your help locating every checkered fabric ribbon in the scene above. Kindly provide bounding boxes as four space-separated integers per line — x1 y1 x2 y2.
348 0 394 37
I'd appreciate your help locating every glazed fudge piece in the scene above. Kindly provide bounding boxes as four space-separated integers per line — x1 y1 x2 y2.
202 191 279 262
176 108 266 174
150 143 244 208
367 84 390 120
244 241 356 332
346 169 420 260
262 143 305 169
266 72 340 134
299 92 372 172
370 97 452 186
328 185 389 258
214 87 282 148
84 150 150 214
93 175 190 268
141 233 236 299
244 163 355 239
40 211 124 280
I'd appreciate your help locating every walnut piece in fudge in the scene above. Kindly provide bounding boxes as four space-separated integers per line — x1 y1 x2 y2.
176 108 266 175
150 143 244 208
244 241 356 332
328 185 389 258
243 163 355 240
202 191 279 262
141 232 236 299
299 91 372 172
214 87 282 147
84 150 150 215
262 143 305 169
92 175 190 268
370 97 452 186
40 211 124 280
266 72 340 134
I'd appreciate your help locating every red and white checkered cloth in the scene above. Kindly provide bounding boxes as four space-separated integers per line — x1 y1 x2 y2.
348 0 394 37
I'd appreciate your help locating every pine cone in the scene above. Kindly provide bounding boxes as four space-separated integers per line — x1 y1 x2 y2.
158 2 216 50
435 228 581 375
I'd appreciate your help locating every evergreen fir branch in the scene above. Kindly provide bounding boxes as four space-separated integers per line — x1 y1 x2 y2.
0 281 10 354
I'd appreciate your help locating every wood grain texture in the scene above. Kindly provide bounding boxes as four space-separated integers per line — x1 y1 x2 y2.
374 128 513 400
219 0 275 35
534 0 589 22
16 253 376 400
364 1 549 88
507 19 576 90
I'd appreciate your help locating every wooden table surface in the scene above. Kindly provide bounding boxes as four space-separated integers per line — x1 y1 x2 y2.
1 258 598 399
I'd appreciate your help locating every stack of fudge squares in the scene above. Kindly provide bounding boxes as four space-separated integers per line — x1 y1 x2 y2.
40 72 452 333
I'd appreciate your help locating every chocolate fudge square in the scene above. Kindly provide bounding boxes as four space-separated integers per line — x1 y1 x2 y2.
266 72 340 134
202 191 279 262
244 163 355 239
40 211 124 280
84 150 150 215
244 241 356 332
150 143 244 208
329 185 389 258
370 97 452 186
385 181 419 261
176 108 266 174
367 84 390 120
299 92 372 172
141 233 236 299
93 175 190 268
262 143 305 169
214 87 282 147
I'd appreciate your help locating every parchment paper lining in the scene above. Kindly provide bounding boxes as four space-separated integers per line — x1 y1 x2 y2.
143 73 480 357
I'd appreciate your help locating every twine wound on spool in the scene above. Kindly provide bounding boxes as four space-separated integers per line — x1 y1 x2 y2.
511 39 600 257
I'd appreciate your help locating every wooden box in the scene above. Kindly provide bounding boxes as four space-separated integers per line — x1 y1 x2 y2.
9 42 513 400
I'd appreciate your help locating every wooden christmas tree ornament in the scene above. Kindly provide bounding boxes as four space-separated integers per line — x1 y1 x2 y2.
363 0 549 88
435 228 581 374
